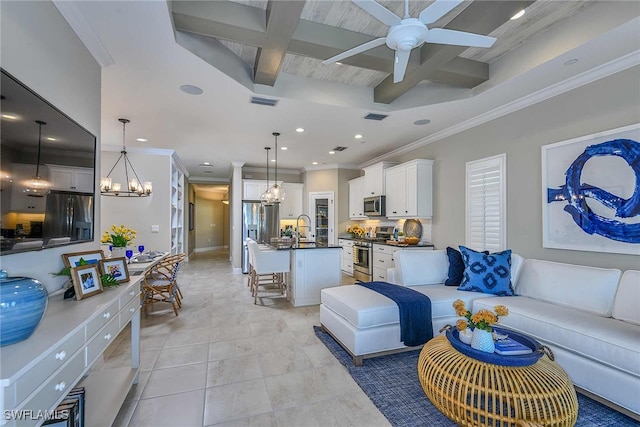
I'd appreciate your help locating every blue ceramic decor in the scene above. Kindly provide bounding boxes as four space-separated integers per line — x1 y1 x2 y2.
0 270 48 346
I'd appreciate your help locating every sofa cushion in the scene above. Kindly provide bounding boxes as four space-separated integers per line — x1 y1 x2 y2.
612 270 640 325
514 259 621 317
445 247 484 286
474 297 640 377
457 246 514 296
321 285 399 329
395 249 448 286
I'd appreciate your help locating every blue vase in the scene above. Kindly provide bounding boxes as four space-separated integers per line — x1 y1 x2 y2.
0 271 48 346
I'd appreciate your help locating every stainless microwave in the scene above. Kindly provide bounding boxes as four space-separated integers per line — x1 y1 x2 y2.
364 195 385 217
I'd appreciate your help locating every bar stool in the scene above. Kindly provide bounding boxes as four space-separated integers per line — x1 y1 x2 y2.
247 240 290 304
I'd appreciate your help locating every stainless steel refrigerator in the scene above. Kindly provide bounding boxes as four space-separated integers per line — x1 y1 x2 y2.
43 191 94 245
241 200 280 273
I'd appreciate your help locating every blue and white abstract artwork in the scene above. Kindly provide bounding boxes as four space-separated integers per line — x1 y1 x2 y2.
542 124 640 255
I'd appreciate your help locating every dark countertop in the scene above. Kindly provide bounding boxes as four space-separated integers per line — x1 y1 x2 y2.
337 236 435 248
273 244 342 250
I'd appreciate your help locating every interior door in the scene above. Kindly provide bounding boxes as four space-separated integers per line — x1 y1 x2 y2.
309 191 334 247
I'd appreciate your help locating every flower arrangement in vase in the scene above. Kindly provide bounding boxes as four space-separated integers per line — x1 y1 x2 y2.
346 224 365 238
101 224 137 247
453 299 509 353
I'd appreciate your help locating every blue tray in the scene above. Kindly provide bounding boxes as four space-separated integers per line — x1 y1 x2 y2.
446 326 543 367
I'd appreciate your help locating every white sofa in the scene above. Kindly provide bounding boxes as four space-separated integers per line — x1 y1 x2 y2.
319 249 640 417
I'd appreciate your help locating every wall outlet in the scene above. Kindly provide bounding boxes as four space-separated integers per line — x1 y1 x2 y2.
151 225 159 233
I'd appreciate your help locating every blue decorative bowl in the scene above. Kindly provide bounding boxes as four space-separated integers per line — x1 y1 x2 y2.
0 274 48 346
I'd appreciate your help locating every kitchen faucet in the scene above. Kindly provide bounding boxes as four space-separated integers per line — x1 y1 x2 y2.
295 214 312 247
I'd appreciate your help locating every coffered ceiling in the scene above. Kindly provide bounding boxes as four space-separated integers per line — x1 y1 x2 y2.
53 0 640 181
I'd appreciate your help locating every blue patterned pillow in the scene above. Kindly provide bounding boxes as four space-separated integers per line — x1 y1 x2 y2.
445 246 489 286
457 246 514 296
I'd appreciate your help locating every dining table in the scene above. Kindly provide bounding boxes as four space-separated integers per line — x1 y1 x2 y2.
126 252 170 275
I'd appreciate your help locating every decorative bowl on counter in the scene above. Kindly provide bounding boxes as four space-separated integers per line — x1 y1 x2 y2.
405 237 420 245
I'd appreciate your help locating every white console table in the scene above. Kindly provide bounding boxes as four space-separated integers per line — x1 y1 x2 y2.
1 277 142 427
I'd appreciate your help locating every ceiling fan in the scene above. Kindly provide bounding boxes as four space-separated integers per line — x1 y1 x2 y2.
322 0 497 83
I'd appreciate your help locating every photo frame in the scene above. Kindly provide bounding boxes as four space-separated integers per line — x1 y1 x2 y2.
542 123 640 255
189 202 195 231
63 250 105 268
71 264 103 300
99 257 130 284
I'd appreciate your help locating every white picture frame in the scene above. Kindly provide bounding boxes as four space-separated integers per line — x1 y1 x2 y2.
541 123 640 255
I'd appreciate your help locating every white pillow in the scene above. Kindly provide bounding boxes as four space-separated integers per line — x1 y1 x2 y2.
612 270 640 325
395 249 448 286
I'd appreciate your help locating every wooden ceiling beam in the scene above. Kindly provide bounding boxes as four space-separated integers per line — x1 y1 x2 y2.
254 1 307 86
373 0 535 104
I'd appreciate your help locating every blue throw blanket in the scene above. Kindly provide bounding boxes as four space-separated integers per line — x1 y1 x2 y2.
358 281 433 347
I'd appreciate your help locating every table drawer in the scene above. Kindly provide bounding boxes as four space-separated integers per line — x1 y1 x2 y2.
120 287 139 308
19 350 84 421
14 329 84 405
86 299 119 338
373 266 387 282
120 296 139 327
86 318 120 366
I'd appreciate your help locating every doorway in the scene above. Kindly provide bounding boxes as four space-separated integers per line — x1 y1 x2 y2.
192 184 229 252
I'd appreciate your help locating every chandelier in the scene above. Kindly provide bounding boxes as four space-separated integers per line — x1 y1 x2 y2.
23 120 51 197
262 132 286 203
100 118 152 197
260 146 273 205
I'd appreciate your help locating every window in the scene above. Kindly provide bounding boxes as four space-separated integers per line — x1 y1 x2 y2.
465 154 506 252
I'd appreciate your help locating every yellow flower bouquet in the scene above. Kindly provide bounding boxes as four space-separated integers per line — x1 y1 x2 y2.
346 224 366 238
101 224 136 247
453 299 509 332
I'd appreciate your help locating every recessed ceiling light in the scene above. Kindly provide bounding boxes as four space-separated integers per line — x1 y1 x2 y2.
564 58 579 66
329 151 335 155
136 138 148 142
312 161 318 165
199 162 213 167
354 134 363 139
281 146 288 150
46 137 56 141
336 62 343 65
413 119 431 126
510 9 525 20
180 84 203 95
1 114 18 120
296 128 304 133
271 159 276 162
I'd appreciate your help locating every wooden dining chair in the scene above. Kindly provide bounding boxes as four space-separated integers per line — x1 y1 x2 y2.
141 253 185 316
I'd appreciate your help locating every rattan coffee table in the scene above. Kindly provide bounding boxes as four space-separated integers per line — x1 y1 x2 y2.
418 335 578 427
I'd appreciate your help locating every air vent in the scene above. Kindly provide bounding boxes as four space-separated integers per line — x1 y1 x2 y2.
333 146 348 152
364 113 388 121
250 96 279 107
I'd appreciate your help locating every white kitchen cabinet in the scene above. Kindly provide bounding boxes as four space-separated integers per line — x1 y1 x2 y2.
280 183 303 219
243 179 283 200
348 176 366 219
289 247 342 306
363 162 396 196
0 278 142 427
372 244 435 281
47 165 94 193
338 238 353 275
385 159 433 219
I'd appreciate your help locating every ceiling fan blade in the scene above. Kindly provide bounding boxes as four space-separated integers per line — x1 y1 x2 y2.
393 49 411 83
418 0 464 25
353 0 401 27
322 37 387 65
425 28 496 48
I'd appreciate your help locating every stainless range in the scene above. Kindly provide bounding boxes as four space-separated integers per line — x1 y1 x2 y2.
351 226 394 282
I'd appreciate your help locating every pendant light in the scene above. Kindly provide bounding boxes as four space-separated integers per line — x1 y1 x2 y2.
260 146 273 205
100 118 152 197
23 120 51 197
265 132 286 203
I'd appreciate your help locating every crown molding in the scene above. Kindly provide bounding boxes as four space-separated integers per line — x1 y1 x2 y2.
303 163 361 172
360 50 640 167
242 166 301 175
101 144 175 156
52 1 115 68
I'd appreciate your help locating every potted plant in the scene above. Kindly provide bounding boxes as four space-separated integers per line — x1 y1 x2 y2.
453 299 509 353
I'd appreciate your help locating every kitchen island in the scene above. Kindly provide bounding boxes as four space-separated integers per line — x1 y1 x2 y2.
287 244 342 307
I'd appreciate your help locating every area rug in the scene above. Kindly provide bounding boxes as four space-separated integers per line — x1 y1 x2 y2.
313 326 639 427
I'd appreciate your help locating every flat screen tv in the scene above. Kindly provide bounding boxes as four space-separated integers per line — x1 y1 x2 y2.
0 68 97 255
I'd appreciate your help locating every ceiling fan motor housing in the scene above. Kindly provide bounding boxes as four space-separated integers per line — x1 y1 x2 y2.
386 18 428 50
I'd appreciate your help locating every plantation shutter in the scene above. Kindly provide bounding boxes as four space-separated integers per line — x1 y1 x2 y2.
465 154 506 252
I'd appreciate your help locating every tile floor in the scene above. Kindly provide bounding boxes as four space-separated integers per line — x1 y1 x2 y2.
101 250 390 426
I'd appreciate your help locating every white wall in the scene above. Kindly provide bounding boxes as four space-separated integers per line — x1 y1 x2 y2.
387 66 640 271
0 1 101 292
194 195 227 250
